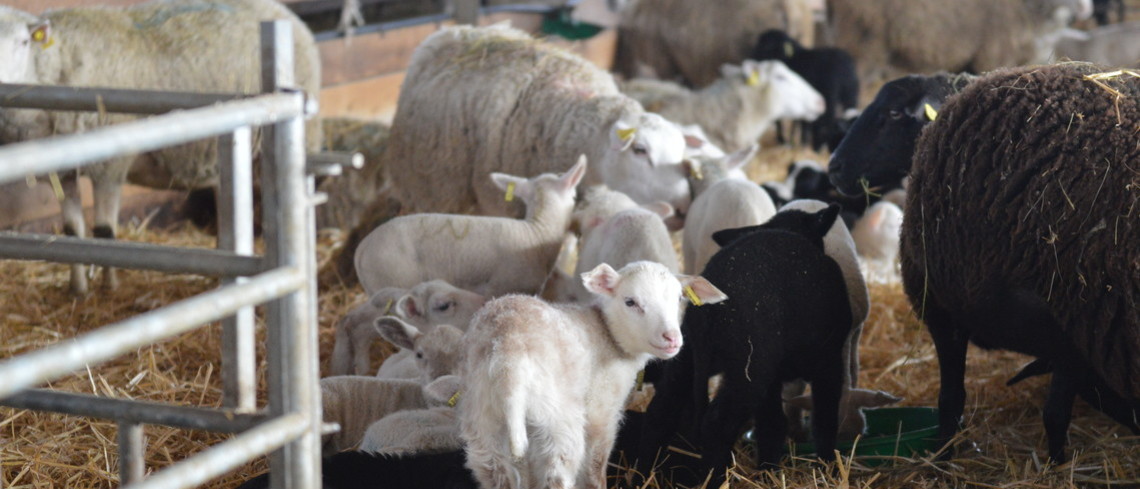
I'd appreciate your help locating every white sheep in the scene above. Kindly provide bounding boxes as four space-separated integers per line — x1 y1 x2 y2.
1052 22 1140 68
329 280 486 376
460 261 726 489
371 317 465 383
851 200 904 283
779 199 900 439
0 0 321 295
621 60 825 151
320 376 430 454
354 156 586 297
681 146 775 275
359 375 464 455
380 23 693 220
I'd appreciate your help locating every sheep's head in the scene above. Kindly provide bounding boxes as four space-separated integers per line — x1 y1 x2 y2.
724 60 824 123
374 317 464 382
491 155 587 221
582 261 726 360
602 113 691 226
0 8 44 84
397 280 487 332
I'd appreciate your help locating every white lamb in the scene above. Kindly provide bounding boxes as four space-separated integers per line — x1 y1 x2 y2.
329 280 486 376
851 200 904 283
355 156 586 296
620 60 825 151
681 146 776 275
460 262 726 489
360 375 464 455
372 317 465 383
779 199 900 439
320 376 429 454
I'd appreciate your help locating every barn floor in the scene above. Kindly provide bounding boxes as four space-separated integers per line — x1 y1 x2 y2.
2 139 1137 489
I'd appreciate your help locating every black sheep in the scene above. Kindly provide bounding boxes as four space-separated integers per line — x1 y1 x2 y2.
635 205 852 487
1092 0 1125 25
750 29 859 151
834 62 1139 463
826 72 974 197
761 159 873 228
233 450 478 489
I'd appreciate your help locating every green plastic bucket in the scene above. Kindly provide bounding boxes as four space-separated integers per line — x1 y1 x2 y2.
791 407 941 464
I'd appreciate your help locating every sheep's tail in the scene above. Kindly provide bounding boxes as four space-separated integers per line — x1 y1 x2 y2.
504 389 529 459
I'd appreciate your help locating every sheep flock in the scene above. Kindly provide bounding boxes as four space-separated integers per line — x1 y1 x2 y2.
2 0 1139 488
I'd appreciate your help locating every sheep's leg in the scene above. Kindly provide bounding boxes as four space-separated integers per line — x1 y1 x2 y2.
924 306 969 458
466 441 525 489
809 357 845 463
739 381 785 469
581 417 618 489
782 380 808 441
1043 363 1080 464
635 349 694 484
92 177 122 290
59 175 88 296
533 416 584 489
1078 376 1140 435
700 378 763 485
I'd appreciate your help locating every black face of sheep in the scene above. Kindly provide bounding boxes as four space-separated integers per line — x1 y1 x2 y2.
827 73 971 197
636 204 852 487
900 63 1140 463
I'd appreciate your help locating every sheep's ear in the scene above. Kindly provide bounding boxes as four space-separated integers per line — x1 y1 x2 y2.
814 203 842 234
642 201 674 219
491 172 532 202
374 317 421 350
424 375 463 405
725 144 758 172
611 119 637 151
30 21 51 47
677 275 728 305
711 224 763 247
581 263 621 297
395 295 422 320
559 155 588 191
368 288 404 314
907 97 942 123
846 388 903 408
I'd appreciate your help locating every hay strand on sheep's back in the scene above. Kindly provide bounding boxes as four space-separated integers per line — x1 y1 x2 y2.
4 152 1139 489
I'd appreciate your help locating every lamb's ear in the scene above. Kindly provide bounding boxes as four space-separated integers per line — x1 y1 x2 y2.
642 201 674 219
395 294 422 320
559 155 588 191
491 172 533 202
814 203 842 235
846 388 903 408
373 317 421 350
424 375 463 406
582 263 621 297
677 275 728 305
907 96 942 123
611 119 637 151
711 224 763 247
725 144 759 172
30 21 51 47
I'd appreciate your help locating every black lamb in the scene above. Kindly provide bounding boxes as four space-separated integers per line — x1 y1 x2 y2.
833 62 1139 463
635 204 852 487
826 71 975 197
234 450 478 489
750 29 859 151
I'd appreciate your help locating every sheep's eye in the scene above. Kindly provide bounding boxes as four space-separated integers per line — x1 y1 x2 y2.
415 351 424 359
632 144 648 156
624 298 637 307
435 301 452 312
888 109 905 120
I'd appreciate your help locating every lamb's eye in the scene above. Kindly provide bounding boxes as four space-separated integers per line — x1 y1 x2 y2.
435 301 452 312
888 109 905 120
624 298 637 307
416 351 424 359
632 144 647 156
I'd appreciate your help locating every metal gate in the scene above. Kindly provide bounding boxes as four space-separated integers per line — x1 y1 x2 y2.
0 21 322 489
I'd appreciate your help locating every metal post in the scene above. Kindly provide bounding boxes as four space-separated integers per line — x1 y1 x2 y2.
261 20 321 489
118 422 146 484
218 127 257 412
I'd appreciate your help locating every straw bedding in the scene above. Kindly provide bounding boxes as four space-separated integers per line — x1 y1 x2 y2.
2 141 1136 488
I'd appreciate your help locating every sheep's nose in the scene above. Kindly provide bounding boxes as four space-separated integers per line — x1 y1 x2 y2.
663 332 681 347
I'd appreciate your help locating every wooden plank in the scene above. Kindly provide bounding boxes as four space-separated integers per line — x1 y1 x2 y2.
318 21 455 86
318 73 405 122
0 180 185 233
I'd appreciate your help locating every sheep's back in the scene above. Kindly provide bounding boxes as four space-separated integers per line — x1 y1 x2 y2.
385 25 630 216
902 63 1140 399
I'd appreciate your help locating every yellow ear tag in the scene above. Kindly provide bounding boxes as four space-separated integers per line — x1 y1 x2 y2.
635 369 645 391
617 127 637 142
382 299 393 315
684 286 703 306
689 163 703 181
504 182 515 202
924 103 938 121
747 70 761 87
32 28 53 49
447 390 461 407
783 41 794 58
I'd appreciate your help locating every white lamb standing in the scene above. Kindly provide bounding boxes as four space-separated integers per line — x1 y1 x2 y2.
460 261 727 489
620 60 825 151
779 199 901 439
381 23 693 221
0 0 321 295
354 156 586 297
851 200 904 283
681 145 776 275
360 375 464 456
329 279 486 376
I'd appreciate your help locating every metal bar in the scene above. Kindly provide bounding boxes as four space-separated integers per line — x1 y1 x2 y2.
0 266 306 400
118 422 146 484
120 412 309 489
218 128 258 412
0 389 268 433
0 92 303 184
306 151 364 177
0 232 263 277
0 84 246 114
